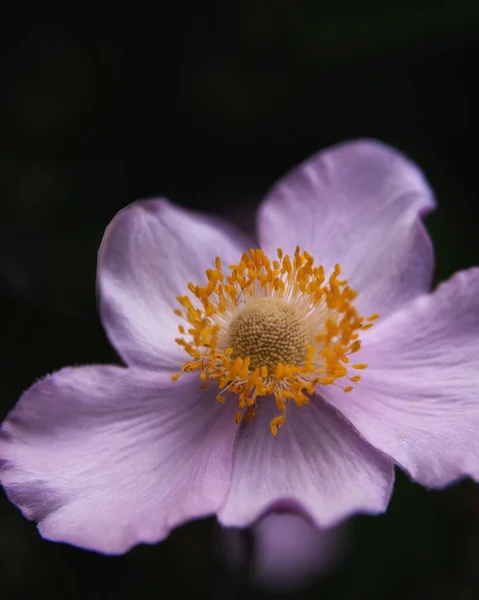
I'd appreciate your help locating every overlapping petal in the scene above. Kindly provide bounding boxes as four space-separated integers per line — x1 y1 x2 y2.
258 139 436 318
0 366 238 554
98 199 251 369
218 395 393 528
323 268 479 487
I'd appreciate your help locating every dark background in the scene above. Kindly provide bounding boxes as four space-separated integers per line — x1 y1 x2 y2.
2 2 479 598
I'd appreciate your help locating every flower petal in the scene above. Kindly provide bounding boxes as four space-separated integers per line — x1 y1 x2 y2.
251 513 351 591
218 395 393 528
323 268 479 487
258 139 436 317
0 366 237 554
98 199 250 369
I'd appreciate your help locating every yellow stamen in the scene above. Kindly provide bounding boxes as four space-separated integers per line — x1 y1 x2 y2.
171 248 378 434
270 414 286 436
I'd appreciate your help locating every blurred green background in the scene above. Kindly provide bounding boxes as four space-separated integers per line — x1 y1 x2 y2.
1 2 479 598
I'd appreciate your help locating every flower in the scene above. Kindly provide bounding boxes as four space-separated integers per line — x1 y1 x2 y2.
1 139 479 555
220 513 351 591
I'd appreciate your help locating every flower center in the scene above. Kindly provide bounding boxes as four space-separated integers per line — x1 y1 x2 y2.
172 247 378 435
228 298 309 370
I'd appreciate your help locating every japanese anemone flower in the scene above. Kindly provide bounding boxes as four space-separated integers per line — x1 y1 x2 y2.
1 140 478 555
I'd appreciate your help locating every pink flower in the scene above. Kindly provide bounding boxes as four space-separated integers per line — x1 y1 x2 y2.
1 139 478 555
221 513 351 591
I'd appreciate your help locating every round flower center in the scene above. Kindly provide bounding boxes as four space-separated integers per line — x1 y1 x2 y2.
172 247 378 435
228 298 309 370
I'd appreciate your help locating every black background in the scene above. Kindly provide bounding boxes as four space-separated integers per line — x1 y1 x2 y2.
1 2 479 598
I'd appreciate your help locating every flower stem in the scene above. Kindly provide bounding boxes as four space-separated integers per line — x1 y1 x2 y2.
215 527 255 599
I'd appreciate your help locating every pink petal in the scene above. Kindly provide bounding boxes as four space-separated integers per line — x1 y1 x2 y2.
98 199 250 369
323 268 479 487
0 366 237 554
251 513 351 591
218 395 393 528
258 139 436 318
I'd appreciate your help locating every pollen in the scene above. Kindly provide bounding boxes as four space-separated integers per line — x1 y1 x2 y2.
228 298 309 370
172 247 378 436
